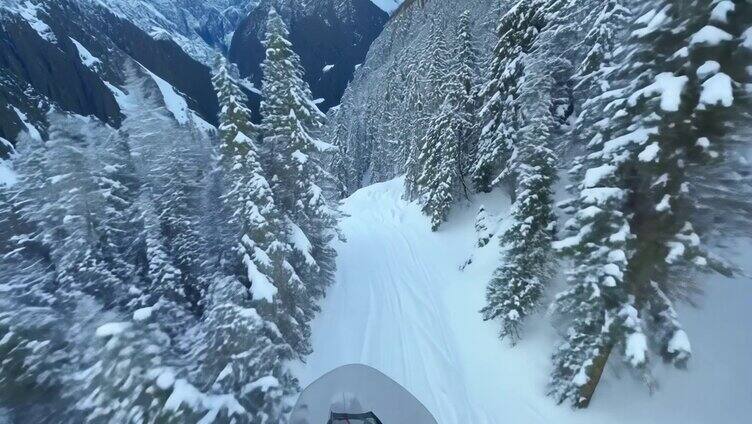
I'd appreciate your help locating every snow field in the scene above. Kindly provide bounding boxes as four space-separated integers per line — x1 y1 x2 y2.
295 177 752 424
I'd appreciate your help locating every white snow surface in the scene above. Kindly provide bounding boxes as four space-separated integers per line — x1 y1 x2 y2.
629 72 688 112
143 68 190 125
0 160 18 187
11 106 42 141
369 0 403 13
690 25 733 46
295 177 752 424
700 72 734 108
710 1 735 24
132 306 153 321
12 1 57 43
95 321 131 337
69 37 102 69
135 62 214 133
244 251 278 303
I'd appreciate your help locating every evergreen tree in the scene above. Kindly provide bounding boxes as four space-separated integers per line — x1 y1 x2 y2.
134 190 194 338
213 57 261 145
411 13 479 227
41 115 129 309
150 136 208 314
200 276 296 422
416 100 460 230
472 0 546 193
402 77 428 201
482 114 558 345
572 0 631 93
551 0 752 407
92 129 142 306
424 20 451 109
71 319 182 424
479 0 564 345
213 54 309 358
454 10 480 179
260 7 338 341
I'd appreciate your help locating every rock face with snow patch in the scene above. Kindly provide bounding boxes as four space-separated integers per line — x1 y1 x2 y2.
0 0 219 155
86 0 257 64
228 0 389 113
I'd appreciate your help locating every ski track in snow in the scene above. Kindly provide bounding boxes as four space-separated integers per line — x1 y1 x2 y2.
296 177 506 423
296 177 752 424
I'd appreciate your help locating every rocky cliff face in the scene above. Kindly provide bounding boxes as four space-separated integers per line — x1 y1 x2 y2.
87 0 257 64
228 0 388 113
0 0 391 157
0 0 219 156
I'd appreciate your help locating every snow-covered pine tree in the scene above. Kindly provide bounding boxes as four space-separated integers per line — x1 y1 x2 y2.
149 132 208 314
0 148 67 414
424 20 451 110
454 10 480 179
41 114 129 309
472 0 546 193
201 276 296 422
481 73 558 345
412 12 480 229
551 0 752 407
71 318 183 424
328 119 356 198
416 100 460 230
213 57 261 147
478 0 568 344
91 129 142 307
213 53 310 359
572 0 631 95
134 189 194 339
260 7 338 334
402 71 428 201
474 205 493 248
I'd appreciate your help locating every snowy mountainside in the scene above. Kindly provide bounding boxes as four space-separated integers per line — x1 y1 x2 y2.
325 0 500 192
84 0 257 64
295 177 752 424
0 0 218 154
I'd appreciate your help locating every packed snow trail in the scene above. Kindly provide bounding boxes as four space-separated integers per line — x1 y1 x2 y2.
295 178 752 424
295 178 489 422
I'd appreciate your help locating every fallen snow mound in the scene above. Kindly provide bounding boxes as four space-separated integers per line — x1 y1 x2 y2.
295 177 752 424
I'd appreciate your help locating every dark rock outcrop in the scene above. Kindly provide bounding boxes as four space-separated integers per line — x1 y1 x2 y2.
229 0 388 114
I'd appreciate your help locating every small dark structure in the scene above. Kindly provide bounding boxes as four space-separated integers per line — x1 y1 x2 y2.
329 411 383 424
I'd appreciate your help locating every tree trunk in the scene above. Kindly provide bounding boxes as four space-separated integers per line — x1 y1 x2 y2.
576 343 614 408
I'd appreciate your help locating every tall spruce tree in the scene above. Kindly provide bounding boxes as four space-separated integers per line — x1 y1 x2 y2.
481 85 558 344
551 0 752 407
260 7 338 342
201 276 296 422
411 12 479 227
213 56 308 361
416 100 461 230
455 10 480 180
424 20 451 109
480 0 565 345
472 0 547 193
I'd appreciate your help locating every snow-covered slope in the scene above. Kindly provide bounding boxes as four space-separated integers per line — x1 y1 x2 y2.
295 177 752 424
86 0 256 64
325 0 500 192
369 0 403 13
